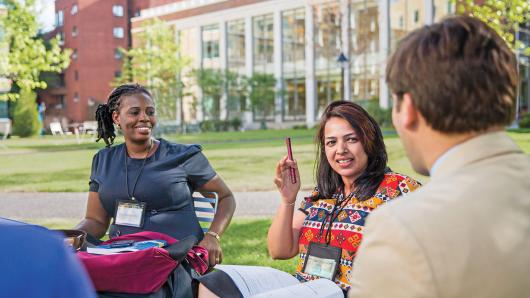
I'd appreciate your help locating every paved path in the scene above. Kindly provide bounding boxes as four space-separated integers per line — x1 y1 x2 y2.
0 191 307 220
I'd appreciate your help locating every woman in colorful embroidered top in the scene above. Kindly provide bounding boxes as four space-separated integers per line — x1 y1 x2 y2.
271 100 420 291
198 101 421 297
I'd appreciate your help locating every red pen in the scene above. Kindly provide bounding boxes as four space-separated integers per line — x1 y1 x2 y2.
285 137 297 184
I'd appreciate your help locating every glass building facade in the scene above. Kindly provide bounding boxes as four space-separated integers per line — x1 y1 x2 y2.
135 0 527 127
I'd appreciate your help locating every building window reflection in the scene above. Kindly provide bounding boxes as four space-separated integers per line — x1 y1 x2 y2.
201 24 220 69
253 13 274 74
282 7 305 121
227 19 246 114
314 1 342 114
350 0 379 102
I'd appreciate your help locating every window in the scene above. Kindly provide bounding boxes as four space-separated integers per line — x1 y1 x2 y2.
72 49 78 60
71 4 78 15
113 27 124 38
201 24 220 68
112 5 124 17
56 10 64 27
73 92 80 103
114 70 122 78
72 26 78 37
414 10 419 23
74 70 79 81
57 31 65 45
114 48 123 60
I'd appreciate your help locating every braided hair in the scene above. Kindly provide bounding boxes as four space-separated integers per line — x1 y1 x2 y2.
95 83 152 147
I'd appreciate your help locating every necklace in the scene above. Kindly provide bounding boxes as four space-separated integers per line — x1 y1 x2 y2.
124 139 153 201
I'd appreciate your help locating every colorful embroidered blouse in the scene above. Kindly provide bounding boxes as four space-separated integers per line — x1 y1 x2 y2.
295 172 421 290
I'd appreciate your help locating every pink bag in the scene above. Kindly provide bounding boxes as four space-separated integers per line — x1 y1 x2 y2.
77 231 208 294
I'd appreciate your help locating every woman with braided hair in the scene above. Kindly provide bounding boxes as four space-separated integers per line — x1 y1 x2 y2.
75 83 236 295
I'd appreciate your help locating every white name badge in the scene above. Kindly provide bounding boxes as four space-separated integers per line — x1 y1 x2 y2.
114 200 146 228
302 242 341 280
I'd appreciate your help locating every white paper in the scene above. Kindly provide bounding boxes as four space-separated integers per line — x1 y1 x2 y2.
214 265 299 297
252 278 343 298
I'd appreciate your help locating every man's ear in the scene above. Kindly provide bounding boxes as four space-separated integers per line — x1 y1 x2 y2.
400 93 420 130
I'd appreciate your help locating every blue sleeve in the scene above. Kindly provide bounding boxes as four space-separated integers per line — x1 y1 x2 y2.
182 151 217 189
50 237 96 298
89 152 100 192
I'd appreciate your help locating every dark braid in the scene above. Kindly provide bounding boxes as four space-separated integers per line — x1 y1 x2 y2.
95 83 152 147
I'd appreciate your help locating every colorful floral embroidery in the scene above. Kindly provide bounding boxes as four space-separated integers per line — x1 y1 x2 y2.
296 172 421 290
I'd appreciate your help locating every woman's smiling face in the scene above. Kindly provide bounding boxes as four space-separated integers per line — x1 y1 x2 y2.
323 116 368 187
112 92 156 144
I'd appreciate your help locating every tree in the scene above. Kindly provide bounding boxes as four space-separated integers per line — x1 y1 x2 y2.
116 19 189 121
1 0 70 100
248 72 277 127
455 0 530 57
191 68 224 120
1 0 70 137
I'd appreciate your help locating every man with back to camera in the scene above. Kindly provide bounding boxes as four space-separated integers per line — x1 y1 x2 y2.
0 217 95 298
348 16 530 298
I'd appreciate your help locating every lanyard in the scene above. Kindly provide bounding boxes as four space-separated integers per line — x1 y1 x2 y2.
124 140 152 201
318 191 354 245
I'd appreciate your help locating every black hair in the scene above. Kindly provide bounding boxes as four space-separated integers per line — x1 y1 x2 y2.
95 83 152 147
314 101 388 202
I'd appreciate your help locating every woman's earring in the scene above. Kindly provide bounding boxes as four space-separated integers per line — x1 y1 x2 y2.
116 123 121 129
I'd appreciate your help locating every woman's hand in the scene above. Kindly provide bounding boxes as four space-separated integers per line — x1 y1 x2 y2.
274 155 301 204
199 233 222 267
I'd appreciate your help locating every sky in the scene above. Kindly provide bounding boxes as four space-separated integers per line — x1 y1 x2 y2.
35 0 55 32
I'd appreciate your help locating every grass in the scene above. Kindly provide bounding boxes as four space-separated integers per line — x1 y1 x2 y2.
1 129 529 192
23 217 299 273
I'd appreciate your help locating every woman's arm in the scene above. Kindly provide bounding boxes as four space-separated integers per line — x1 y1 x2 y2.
267 155 305 259
75 191 111 240
197 175 236 266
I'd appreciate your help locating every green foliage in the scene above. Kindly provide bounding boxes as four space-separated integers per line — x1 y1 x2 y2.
199 118 243 132
455 0 530 55
11 89 40 137
0 0 70 100
192 69 248 121
248 73 276 119
116 19 189 120
359 99 393 128
192 68 224 120
519 113 530 128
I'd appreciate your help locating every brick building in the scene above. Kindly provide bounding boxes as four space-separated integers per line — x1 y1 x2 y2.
39 0 178 128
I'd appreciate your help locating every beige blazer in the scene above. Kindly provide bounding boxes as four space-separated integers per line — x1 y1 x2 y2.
348 131 530 298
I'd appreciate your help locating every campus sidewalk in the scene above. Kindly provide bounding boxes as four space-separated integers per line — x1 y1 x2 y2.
0 191 307 220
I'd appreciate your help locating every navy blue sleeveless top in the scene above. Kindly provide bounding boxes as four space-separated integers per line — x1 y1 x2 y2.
89 138 216 241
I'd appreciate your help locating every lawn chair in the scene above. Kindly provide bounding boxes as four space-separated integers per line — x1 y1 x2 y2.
81 121 97 135
0 118 11 149
49 121 65 136
193 192 218 233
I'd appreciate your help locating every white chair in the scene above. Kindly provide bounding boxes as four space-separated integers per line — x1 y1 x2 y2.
82 121 98 135
0 118 11 148
193 192 218 232
49 121 65 136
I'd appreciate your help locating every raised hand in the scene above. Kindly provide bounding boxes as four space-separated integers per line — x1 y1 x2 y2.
274 155 301 204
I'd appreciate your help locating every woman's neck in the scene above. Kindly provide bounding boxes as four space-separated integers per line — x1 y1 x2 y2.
126 138 153 158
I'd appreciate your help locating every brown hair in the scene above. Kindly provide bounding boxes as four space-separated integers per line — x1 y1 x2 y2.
314 101 388 201
386 16 518 133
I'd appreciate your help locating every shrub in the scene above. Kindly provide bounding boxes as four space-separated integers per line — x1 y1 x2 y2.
359 99 392 128
12 89 41 137
519 113 530 128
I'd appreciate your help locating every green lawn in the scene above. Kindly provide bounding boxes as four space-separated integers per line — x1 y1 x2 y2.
1 129 529 192
24 217 299 273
